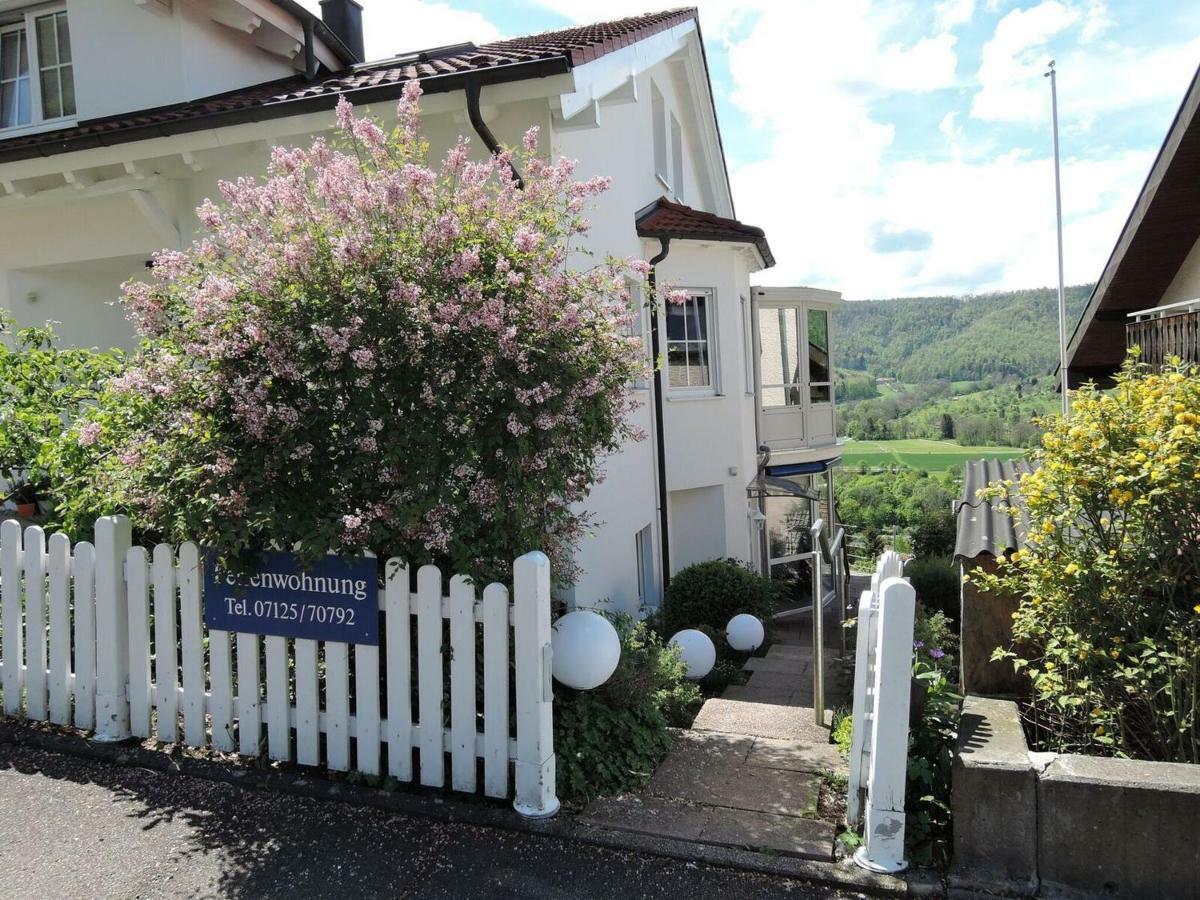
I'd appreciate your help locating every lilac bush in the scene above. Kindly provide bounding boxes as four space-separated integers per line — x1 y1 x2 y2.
62 83 647 582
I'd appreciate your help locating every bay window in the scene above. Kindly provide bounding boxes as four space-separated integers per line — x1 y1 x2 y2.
0 6 74 131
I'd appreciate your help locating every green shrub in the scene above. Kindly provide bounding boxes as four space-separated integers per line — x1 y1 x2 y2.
554 691 674 805
977 357 1200 762
0 314 123 513
663 558 776 638
910 510 956 558
907 556 960 622
831 709 853 757
554 614 701 805
906 651 960 867
700 658 749 695
914 604 958 669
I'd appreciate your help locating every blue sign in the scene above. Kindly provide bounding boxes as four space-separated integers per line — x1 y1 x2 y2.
203 550 379 645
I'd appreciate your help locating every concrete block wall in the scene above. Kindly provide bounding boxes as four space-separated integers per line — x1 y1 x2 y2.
951 695 1200 899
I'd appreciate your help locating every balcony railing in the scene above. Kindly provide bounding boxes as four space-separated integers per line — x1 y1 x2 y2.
1127 301 1200 370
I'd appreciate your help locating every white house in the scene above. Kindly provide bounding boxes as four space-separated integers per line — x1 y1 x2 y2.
0 2 843 613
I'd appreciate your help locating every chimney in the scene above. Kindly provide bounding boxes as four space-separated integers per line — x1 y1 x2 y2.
319 0 365 63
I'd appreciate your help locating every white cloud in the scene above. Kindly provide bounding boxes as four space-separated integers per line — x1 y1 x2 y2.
297 0 503 61
293 1 1194 301
935 0 976 31
971 1 1199 126
718 1 1174 298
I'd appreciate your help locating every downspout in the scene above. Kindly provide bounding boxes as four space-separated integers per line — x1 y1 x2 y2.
301 19 319 81
465 75 524 189
648 237 672 595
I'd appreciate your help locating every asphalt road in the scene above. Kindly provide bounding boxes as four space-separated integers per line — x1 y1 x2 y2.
0 742 861 900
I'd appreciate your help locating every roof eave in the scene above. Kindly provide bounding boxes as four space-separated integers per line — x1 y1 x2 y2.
0 56 572 166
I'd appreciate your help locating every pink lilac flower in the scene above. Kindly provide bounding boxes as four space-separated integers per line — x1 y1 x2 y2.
77 422 102 447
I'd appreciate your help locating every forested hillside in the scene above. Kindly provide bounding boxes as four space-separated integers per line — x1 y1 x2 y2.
835 285 1093 382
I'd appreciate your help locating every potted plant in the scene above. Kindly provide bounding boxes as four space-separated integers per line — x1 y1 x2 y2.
5 479 40 519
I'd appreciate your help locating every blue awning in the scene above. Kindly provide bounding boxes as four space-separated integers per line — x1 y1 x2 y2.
765 456 842 477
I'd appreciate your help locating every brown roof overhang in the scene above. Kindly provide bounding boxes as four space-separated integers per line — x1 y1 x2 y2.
635 196 775 268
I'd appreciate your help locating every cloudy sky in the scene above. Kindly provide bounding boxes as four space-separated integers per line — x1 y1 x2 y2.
301 1 1200 300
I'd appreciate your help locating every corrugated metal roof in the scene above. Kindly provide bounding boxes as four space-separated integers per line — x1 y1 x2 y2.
953 457 1036 559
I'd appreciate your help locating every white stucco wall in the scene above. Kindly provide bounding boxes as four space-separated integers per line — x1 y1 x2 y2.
67 0 306 123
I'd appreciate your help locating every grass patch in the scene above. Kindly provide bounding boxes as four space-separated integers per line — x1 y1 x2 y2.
841 438 1024 472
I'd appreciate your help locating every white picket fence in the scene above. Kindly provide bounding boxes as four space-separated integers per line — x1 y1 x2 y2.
0 516 559 817
845 550 915 874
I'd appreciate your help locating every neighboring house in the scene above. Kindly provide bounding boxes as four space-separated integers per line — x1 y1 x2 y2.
1065 63 1200 386
952 457 1033 696
0 2 843 612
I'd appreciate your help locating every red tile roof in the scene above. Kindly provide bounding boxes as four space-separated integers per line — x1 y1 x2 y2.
0 9 699 162
636 197 774 267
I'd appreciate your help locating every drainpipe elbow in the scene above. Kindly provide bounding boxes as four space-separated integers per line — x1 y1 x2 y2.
466 76 524 189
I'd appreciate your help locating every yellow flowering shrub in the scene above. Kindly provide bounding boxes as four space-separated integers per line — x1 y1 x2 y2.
975 353 1199 762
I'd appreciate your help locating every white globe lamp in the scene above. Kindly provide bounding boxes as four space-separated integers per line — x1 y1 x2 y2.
551 610 621 690
670 629 716 680
726 614 765 653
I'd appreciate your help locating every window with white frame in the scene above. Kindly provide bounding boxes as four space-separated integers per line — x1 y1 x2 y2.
651 81 669 187
670 113 684 201
758 304 834 407
666 289 716 393
807 307 832 403
0 6 74 131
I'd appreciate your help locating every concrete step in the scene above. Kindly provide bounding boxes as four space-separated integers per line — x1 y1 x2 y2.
692 698 833 743
583 794 835 861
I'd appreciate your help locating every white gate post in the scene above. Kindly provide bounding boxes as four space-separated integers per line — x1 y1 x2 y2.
512 551 560 819
94 515 133 741
855 574 916 874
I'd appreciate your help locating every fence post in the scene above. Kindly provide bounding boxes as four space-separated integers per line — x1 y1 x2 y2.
94 515 133 741
845 586 875 828
1 519 23 716
855 575 916 874
512 551 560 819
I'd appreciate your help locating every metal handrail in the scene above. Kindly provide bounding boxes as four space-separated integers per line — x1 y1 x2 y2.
809 518 848 724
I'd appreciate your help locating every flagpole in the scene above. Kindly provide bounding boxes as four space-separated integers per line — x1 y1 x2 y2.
1046 59 1070 418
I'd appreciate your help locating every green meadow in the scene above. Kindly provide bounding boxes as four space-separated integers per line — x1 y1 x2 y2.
839 438 1025 473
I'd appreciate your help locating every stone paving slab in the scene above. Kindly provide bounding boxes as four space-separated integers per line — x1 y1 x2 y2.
747 736 845 775
744 670 806 690
661 730 754 770
720 685 803 707
744 655 807 675
648 754 821 818
582 795 835 861
699 807 835 859
584 794 708 842
766 644 811 660
692 699 833 743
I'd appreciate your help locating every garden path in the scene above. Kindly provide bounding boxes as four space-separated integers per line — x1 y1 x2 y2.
581 621 849 861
